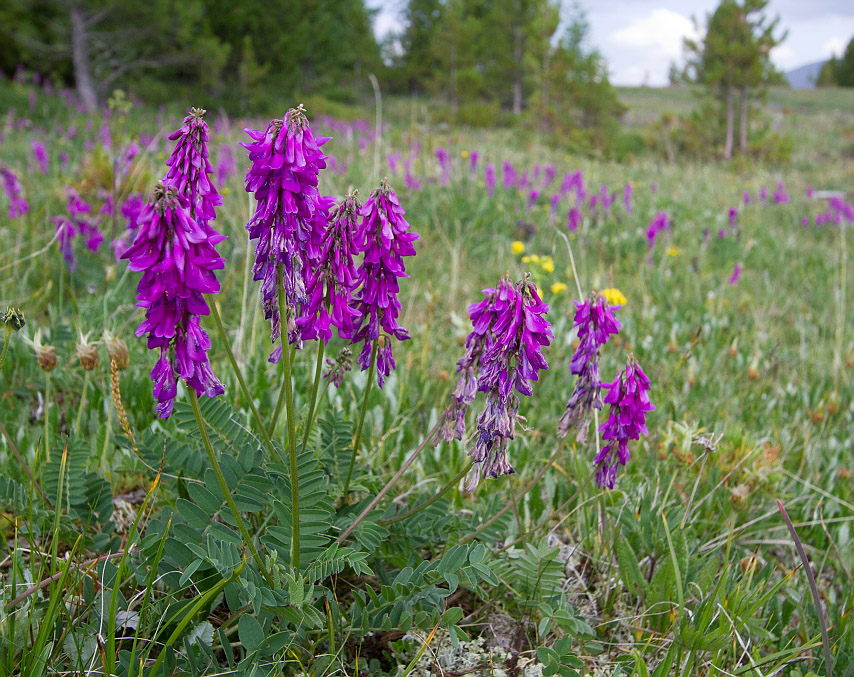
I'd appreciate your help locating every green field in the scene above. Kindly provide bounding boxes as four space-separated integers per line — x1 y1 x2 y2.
0 82 852 675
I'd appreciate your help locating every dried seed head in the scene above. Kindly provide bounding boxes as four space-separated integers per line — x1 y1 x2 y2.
76 342 99 371
36 344 57 372
2 307 25 333
104 331 130 370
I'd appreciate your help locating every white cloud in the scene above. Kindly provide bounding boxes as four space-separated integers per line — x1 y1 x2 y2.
770 44 798 69
823 36 847 59
608 9 700 59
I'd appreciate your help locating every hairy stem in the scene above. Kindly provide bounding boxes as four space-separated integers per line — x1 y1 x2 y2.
74 371 89 436
381 461 473 526
300 338 326 454
188 389 273 586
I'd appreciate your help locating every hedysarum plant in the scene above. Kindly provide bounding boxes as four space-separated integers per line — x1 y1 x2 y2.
121 181 225 418
594 355 654 489
0 165 29 218
243 104 330 363
466 274 553 491
558 291 622 443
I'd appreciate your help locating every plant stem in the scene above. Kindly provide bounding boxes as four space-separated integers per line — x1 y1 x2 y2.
207 297 281 464
338 420 442 543
300 339 326 454
271 344 296 434
74 371 89 436
276 272 301 570
343 341 378 497
0 331 10 372
381 461 473 526
43 372 51 462
188 389 274 586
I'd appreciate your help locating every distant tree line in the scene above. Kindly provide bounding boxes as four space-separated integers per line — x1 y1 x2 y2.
818 36 854 87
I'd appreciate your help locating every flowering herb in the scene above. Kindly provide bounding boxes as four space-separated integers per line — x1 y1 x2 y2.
31 140 49 174
646 211 670 251
122 181 225 418
242 105 330 362
729 263 742 284
558 291 622 443
594 355 654 489
52 188 102 269
350 179 419 388
485 163 496 198
0 166 28 219
467 274 553 490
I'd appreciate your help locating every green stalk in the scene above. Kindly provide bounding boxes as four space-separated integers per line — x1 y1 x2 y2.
74 371 89 436
343 340 378 497
271 344 296 434
276 270 301 570
381 461 473 525
43 372 51 462
188 389 274 586
300 338 326 453
0 330 10 373
207 297 281 464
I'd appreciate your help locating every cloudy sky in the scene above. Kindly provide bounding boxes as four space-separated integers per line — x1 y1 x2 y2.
367 0 854 86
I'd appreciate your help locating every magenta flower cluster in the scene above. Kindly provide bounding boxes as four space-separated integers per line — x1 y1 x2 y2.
52 188 102 269
349 179 419 388
558 292 621 443
594 357 654 489
0 166 28 219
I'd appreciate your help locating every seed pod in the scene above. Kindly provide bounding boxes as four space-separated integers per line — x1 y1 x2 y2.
104 331 130 370
36 344 57 372
76 343 99 371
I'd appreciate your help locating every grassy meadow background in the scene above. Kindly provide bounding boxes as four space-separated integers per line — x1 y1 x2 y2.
0 75 853 675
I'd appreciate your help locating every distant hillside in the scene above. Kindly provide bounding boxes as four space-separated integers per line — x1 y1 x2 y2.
786 61 827 89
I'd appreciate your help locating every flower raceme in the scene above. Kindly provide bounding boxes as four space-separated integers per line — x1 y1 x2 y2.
594 356 654 489
1 166 28 219
122 181 225 418
242 105 331 361
349 178 419 388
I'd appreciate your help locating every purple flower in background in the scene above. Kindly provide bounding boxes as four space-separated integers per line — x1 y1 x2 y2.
742 191 750 206
52 188 102 269
242 105 330 362
801 216 809 227
0 166 28 218
772 182 789 204
646 211 670 250
502 161 518 190
31 140 48 174
298 191 361 343
594 356 654 489
99 122 111 149
542 164 556 189
527 189 540 211
567 207 581 232
470 151 479 176
718 228 726 239
436 277 513 444
623 183 633 213
122 182 226 418
466 275 553 490
806 186 814 198
387 152 401 176
111 193 146 260
436 147 451 186
215 142 236 188
485 163 496 198
728 208 738 228
759 186 767 203
550 193 561 216
729 263 742 284
350 179 419 388
558 291 621 442
651 182 658 193
830 196 854 222
166 108 222 226
589 195 599 211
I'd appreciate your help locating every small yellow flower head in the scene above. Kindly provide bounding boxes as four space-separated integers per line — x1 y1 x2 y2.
511 240 525 255
530 254 541 264
666 245 682 257
521 255 531 263
551 282 568 295
601 288 627 307
540 256 555 273
461 150 470 159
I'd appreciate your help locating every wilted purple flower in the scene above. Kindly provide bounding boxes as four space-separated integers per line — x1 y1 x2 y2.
467 275 553 490
646 211 670 250
0 166 28 218
350 179 419 388
470 151 479 176
729 263 742 284
324 346 352 388
298 191 361 343
772 182 789 204
121 181 226 418
485 163 496 198
166 108 222 226
242 105 330 362
728 208 738 228
558 291 622 442
594 356 654 489
623 183 633 213
436 277 513 444
31 140 48 174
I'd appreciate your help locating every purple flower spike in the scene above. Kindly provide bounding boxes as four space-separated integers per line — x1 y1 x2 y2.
469 151 479 175
51 188 101 269
743 191 750 206
298 191 361 343
623 183 633 213
242 105 330 361
0 166 29 219
485 164 496 198
646 211 670 250
558 291 622 442
594 356 654 489
728 208 738 228
350 179 419 388
467 275 553 490
31 140 48 174
122 181 226 418
729 263 742 284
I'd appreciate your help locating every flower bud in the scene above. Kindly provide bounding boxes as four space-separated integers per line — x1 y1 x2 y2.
36 344 57 372
2 307 25 333
104 331 130 370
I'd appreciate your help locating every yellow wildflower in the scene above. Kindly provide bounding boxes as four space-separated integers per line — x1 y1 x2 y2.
601 288 627 306
666 245 682 257
461 150 470 159
511 240 525 255
551 282 568 295
540 256 555 273
529 254 541 264
522 255 531 263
